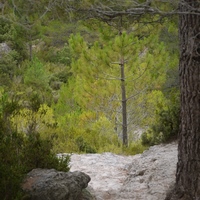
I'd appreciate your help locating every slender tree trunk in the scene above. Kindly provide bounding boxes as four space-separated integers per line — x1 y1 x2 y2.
118 15 128 147
169 1 200 199
29 42 32 61
120 57 128 146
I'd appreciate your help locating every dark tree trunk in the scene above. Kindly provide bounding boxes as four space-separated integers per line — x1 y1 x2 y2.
29 42 32 61
119 15 128 147
169 1 200 199
120 57 128 147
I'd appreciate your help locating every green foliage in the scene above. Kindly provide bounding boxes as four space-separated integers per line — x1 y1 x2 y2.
53 81 81 117
0 17 24 89
0 50 18 88
0 91 70 200
0 130 25 200
0 0 181 186
24 57 50 90
28 91 43 112
0 89 18 116
139 19 179 147
0 100 22 199
123 140 148 155
23 58 53 105
75 136 97 153
12 102 57 138
0 17 27 61
44 44 72 65
0 18 15 42
22 132 70 173
141 91 180 146
52 109 121 153
41 20 73 47
69 28 173 143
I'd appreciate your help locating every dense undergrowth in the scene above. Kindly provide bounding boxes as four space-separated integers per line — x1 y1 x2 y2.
0 93 70 200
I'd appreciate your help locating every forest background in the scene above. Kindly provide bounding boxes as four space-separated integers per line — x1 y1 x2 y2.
0 1 180 199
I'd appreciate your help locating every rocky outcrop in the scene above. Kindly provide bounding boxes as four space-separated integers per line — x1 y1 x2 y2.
70 142 178 200
118 142 178 200
22 168 93 200
26 143 177 200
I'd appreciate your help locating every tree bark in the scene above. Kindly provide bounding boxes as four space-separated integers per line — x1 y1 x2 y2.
119 15 128 147
120 57 128 147
169 1 200 199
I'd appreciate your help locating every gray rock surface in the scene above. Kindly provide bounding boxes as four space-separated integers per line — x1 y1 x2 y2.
22 168 92 200
0 43 11 58
119 143 178 200
70 142 178 200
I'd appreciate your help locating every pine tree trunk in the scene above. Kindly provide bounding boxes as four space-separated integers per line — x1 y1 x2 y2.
169 1 200 199
119 16 128 147
120 57 128 147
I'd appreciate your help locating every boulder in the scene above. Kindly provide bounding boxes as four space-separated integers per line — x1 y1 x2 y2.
118 142 178 200
22 168 93 200
0 43 11 58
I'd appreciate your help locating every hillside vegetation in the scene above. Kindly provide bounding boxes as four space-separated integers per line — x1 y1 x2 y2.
0 1 179 199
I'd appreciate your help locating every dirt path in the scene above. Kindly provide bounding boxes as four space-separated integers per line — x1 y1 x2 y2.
70 152 140 200
69 143 177 200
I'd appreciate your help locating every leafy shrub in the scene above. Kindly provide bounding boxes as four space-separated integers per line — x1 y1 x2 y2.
122 140 148 155
0 131 25 200
0 131 70 200
141 103 180 146
0 91 70 200
75 136 97 153
23 57 50 90
23 132 70 173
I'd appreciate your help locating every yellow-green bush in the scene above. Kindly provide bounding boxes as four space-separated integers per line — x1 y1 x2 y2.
0 91 70 200
141 99 180 146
